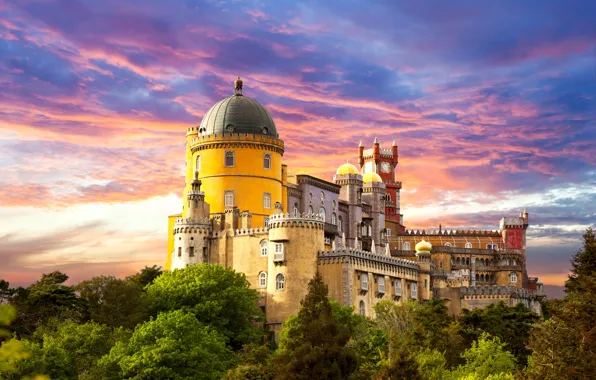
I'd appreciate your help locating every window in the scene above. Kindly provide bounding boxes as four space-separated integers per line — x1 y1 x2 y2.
178 247 182 257
359 300 365 316
332 200 336 209
308 205 314 214
196 155 201 173
276 274 285 291
440 262 443 269
224 150 235 167
360 273 368 291
361 225 367 236
403 242 411 250
263 153 271 169
394 280 402 296
331 213 337 225
264 218 270 228
465 242 472 249
445 242 452 247
320 191 325 202
224 191 234 207
486 243 498 249
189 247 195 257
319 207 326 221
274 243 284 261
293 203 299 216
411 283 418 299
378 277 385 294
263 193 271 209
424 279 428 289
259 272 267 288
510 272 518 283
309 192 312 202
260 241 268 256
386 228 391 237
338 216 343 231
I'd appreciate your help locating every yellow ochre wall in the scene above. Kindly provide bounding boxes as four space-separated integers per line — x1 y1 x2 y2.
191 141 283 227
165 213 181 270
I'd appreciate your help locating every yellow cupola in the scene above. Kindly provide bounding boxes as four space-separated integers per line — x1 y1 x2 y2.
362 172 383 184
336 162 360 176
415 239 432 253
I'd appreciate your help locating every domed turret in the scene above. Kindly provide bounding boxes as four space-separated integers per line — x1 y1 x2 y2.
198 78 278 137
336 162 360 176
415 239 432 253
363 172 383 184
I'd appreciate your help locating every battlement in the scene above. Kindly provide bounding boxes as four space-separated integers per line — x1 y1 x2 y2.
400 229 501 237
380 147 393 156
174 217 210 226
267 212 325 229
318 248 419 270
235 227 269 236
190 133 284 149
362 184 386 192
186 126 199 136
500 217 527 230
460 285 539 299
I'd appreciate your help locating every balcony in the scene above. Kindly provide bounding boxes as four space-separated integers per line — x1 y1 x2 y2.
324 222 338 236
273 252 285 263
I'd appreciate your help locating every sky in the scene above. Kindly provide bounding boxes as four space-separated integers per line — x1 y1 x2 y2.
0 0 595 299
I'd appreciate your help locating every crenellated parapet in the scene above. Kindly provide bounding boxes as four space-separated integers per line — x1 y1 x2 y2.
190 133 285 155
267 212 325 229
318 249 419 271
460 285 539 298
174 216 210 226
401 229 501 237
235 227 269 236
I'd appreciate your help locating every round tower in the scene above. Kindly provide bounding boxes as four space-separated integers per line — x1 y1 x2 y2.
186 78 284 227
361 172 386 253
334 162 363 249
265 211 325 329
171 217 211 269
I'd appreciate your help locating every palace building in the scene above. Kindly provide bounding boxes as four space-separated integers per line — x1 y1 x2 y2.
166 78 545 333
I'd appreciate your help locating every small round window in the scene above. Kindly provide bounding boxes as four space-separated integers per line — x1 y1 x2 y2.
226 124 234 132
262 127 268 135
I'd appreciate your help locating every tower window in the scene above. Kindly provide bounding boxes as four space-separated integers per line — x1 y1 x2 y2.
331 213 336 225
445 242 452 247
308 205 314 214
465 242 472 249
510 272 518 283
411 283 418 299
224 191 234 207
263 193 271 209
359 300 365 316
260 240 268 256
276 274 285 291
338 216 343 232
403 242 411 250
378 277 385 294
360 273 368 291
264 218 270 228
225 151 235 167
293 203 299 216
178 247 181 257
320 192 325 202
319 207 326 221
264 153 271 169
196 155 201 173
189 247 195 257
259 272 267 288
386 228 391 237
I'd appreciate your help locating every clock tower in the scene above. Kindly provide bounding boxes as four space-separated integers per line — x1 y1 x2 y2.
358 138 403 228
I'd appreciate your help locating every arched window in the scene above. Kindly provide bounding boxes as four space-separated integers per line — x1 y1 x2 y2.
263 193 271 209
308 205 314 214
224 191 234 207
263 153 271 169
510 272 518 283
360 273 368 290
264 218 270 228
309 192 312 202
196 155 201 173
258 272 267 288
445 242 452 247
359 300 365 316
319 207 326 221
338 216 343 231
224 150 235 167
465 242 472 249
361 224 367 236
293 203 299 216
260 241 268 256
403 242 411 250
411 283 418 299
320 192 325 202
276 274 285 291
331 213 337 225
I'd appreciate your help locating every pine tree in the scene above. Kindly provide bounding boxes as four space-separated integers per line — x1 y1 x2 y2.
566 227 596 294
273 271 358 379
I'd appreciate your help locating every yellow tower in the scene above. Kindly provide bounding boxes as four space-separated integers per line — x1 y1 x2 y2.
184 77 285 226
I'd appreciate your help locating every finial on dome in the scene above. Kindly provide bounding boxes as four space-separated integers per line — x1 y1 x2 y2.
194 170 199 180
234 76 243 95
392 139 397 147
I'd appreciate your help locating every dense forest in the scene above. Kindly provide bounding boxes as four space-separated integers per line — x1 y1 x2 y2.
0 227 594 379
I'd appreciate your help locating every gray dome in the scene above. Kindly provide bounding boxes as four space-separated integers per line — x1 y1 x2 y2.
198 93 278 138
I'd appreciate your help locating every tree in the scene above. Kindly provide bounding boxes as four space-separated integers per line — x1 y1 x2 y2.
566 227 596 294
76 276 146 328
144 264 262 349
126 265 163 287
273 271 358 379
0 280 14 304
10 272 87 338
458 302 538 366
98 310 235 380
450 333 516 379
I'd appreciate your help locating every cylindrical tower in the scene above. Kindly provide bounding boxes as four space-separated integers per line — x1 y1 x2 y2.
362 172 386 253
265 212 325 328
187 78 284 227
333 162 363 249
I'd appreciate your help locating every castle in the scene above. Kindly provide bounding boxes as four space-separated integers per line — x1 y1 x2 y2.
166 78 545 333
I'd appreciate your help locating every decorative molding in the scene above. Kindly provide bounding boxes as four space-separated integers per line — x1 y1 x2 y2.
297 174 341 194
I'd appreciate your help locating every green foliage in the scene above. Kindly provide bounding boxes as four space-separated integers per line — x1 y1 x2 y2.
450 333 516 380
126 265 163 287
415 348 448 380
0 280 14 304
98 310 235 380
226 344 274 379
10 272 87 338
458 301 538 366
145 264 262 349
566 227 596 294
273 271 358 379
75 275 146 329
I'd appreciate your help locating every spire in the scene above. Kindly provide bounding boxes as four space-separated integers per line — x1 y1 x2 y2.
374 136 379 144
392 139 397 147
358 140 363 147
234 76 243 95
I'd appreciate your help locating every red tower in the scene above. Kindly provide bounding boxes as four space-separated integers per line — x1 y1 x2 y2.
358 138 403 226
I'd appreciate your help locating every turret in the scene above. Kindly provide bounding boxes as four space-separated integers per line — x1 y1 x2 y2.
358 141 364 168
392 139 398 165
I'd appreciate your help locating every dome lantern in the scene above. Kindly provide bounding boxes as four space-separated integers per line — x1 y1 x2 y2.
234 76 243 96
